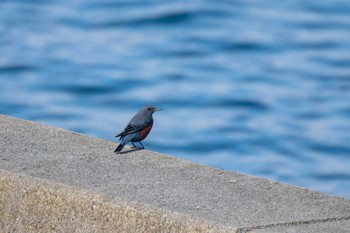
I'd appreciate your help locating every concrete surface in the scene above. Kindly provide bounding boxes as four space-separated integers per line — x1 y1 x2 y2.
0 114 350 233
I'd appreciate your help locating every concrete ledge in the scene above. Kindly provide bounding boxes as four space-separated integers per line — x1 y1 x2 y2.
1 114 350 233
0 171 229 233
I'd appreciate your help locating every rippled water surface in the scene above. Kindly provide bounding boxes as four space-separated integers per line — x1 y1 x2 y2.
1 0 350 198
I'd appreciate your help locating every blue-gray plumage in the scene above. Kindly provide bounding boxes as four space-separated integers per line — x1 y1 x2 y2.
114 106 162 153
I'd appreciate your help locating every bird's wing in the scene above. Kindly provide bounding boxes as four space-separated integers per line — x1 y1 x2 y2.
115 119 153 137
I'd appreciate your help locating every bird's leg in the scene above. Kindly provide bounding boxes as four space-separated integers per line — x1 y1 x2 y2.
131 142 137 148
138 141 145 149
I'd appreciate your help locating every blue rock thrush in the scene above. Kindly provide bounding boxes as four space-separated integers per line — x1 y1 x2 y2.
114 106 162 153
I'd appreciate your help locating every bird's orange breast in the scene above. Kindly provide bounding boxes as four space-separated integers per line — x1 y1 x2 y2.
139 124 153 140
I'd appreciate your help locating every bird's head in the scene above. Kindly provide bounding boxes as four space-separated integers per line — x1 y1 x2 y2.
142 106 162 113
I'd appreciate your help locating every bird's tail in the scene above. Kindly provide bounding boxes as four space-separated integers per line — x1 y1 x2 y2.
114 143 125 153
114 134 133 153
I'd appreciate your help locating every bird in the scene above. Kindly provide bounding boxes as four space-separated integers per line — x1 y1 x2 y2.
114 106 162 153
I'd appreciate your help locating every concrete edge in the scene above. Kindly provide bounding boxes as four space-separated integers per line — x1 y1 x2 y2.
241 216 350 233
0 170 236 233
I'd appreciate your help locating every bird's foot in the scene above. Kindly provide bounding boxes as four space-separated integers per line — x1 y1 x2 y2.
131 142 144 150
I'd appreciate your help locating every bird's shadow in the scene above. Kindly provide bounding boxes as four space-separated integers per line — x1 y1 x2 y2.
115 147 143 155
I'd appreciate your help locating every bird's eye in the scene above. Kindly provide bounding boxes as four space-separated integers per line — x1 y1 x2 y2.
147 107 152 111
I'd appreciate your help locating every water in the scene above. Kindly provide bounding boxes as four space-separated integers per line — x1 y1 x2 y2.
1 0 350 199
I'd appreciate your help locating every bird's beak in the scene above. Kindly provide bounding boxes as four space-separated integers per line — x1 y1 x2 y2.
154 108 162 111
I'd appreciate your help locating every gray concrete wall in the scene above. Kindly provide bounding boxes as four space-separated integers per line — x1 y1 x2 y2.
0 114 350 233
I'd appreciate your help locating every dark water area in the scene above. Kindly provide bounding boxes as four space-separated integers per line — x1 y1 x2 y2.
1 0 350 198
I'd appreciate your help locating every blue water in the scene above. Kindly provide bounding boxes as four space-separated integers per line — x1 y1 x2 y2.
1 0 350 199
